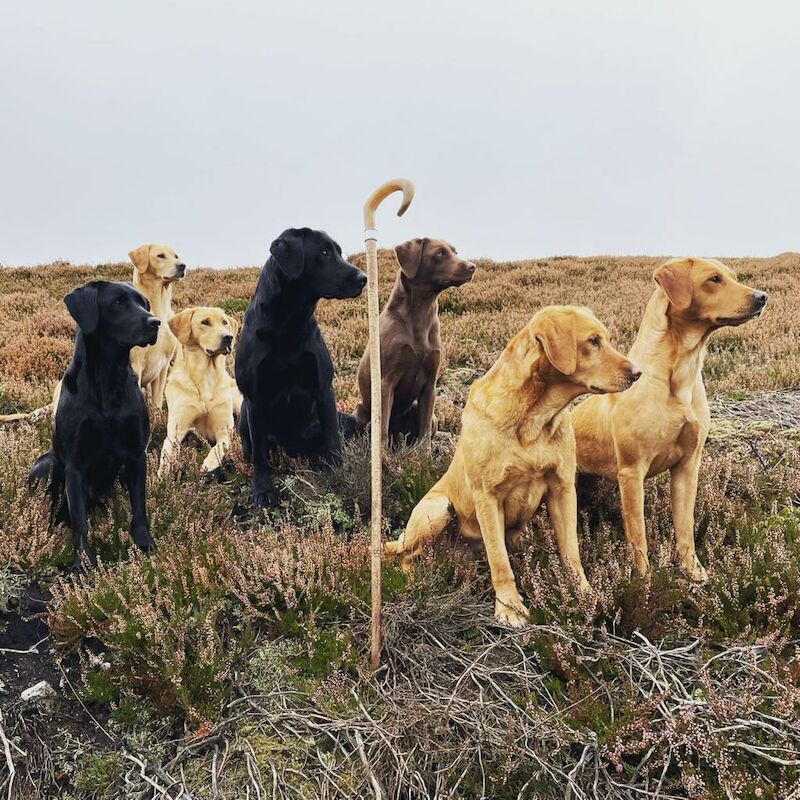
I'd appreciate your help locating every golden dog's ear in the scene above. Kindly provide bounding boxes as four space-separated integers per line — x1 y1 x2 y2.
394 238 427 279
533 311 577 375
128 245 152 273
228 316 240 336
168 308 195 344
654 259 693 311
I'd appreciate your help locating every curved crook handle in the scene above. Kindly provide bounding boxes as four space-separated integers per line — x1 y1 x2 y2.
363 178 414 236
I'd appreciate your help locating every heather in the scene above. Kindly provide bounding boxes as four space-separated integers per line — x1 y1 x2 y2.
1 253 799 798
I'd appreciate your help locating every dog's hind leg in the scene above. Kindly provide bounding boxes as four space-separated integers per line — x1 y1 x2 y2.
385 487 452 568
238 403 252 463
28 450 55 491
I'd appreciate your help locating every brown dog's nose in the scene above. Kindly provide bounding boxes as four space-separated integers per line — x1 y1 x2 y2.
629 364 642 382
752 291 767 309
464 262 476 272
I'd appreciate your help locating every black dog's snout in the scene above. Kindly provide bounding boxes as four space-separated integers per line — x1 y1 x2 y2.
356 272 368 288
752 291 768 309
147 317 161 330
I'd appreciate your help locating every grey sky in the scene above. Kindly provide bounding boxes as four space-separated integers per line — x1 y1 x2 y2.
2 1 798 267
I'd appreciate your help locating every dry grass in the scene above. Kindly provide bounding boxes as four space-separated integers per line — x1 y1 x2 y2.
1 252 800 799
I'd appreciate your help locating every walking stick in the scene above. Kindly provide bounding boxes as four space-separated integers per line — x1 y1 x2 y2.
363 178 415 669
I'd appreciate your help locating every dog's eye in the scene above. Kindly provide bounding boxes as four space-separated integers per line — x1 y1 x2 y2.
437 249 444 257
157 253 165 259
201 319 210 326
589 335 601 347
223 318 230 326
708 274 722 284
321 249 329 257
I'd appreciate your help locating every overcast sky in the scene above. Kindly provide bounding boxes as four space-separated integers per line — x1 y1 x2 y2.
2 1 798 267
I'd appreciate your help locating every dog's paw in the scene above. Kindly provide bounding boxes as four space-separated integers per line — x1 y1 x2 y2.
383 539 402 556
494 596 530 629
680 555 709 583
131 526 156 553
69 547 97 573
252 487 280 508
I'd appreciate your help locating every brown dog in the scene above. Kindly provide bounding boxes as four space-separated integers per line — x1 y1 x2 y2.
386 306 640 627
572 258 767 581
159 307 242 475
354 238 475 445
128 244 187 408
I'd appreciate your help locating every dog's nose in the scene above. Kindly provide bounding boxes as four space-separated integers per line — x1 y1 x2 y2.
356 272 368 288
177 263 186 275
147 317 161 330
752 291 767 309
223 333 233 344
629 364 642 382
464 262 476 273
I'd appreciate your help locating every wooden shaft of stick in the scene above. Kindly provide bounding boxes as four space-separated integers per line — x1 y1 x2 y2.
363 179 414 670
366 236 382 670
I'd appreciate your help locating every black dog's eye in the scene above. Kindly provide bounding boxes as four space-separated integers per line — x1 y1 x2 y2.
201 319 210 326
321 249 329 257
708 274 722 284
114 297 124 306
589 335 601 347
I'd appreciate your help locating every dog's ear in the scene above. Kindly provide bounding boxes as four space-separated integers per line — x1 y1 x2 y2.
533 311 577 375
168 308 195 344
227 315 240 336
654 258 694 311
128 245 152 273
394 238 427 279
64 282 100 334
269 229 305 279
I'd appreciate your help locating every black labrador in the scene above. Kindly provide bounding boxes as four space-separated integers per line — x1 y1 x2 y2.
235 228 367 508
29 281 160 569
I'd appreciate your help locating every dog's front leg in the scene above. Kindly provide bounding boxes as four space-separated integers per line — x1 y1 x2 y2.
247 404 280 507
617 464 649 575
416 371 438 450
475 491 528 627
317 384 342 469
64 466 93 569
125 455 155 553
545 473 591 593
150 368 168 410
379 377 396 446
670 453 708 582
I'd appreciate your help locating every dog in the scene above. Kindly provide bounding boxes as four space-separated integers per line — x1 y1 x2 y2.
572 257 767 582
386 306 640 626
354 238 475 445
235 228 367 508
28 281 160 569
159 306 242 475
128 243 187 408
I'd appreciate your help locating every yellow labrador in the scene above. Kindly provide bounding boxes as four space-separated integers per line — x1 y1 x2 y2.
128 244 186 408
386 306 640 627
572 258 767 581
158 307 242 474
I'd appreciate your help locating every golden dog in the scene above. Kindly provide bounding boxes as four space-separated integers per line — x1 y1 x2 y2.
158 307 242 474
128 244 186 408
386 306 640 627
572 257 767 581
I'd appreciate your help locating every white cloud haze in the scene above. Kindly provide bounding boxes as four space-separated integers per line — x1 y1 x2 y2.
1 0 798 266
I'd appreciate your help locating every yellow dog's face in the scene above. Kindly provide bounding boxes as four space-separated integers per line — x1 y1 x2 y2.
128 244 187 283
529 306 641 394
169 307 238 356
654 257 768 328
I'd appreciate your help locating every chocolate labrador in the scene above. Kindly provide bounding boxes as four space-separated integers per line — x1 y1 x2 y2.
354 238 475 444
28 281 160 569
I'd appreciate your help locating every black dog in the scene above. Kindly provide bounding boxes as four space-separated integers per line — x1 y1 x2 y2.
29 281 160 569
235 228 367 508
